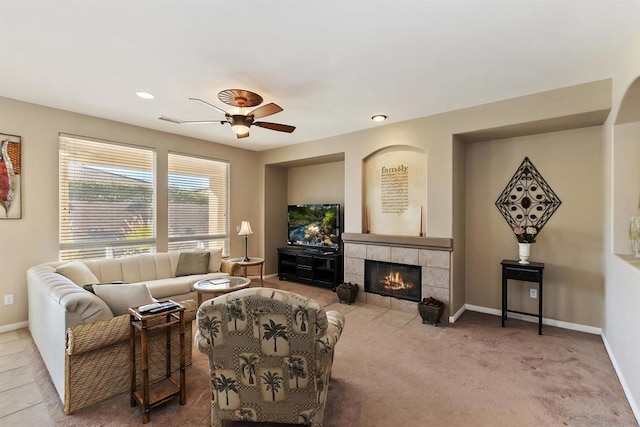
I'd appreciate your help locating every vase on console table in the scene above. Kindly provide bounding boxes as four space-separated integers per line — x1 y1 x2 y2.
518 242 532 264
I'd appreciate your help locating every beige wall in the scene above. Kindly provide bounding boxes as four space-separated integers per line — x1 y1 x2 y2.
612 121 640 254
465 127 604 326
287 161 345 206
451 136 466 316
262 79 611 240
0 96 261 328
603 25 640 419
263 165 288 275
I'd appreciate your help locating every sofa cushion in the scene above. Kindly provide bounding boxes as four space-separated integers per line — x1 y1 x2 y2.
175 251 210 277
56 261 100 286
208 248 223 272
93 283 155 315
138 272 230 299
85 258 125 283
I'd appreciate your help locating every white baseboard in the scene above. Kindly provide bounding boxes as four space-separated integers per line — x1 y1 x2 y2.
449 304 466 323
464 304 602 335
602 333 640 424
0 321 28 334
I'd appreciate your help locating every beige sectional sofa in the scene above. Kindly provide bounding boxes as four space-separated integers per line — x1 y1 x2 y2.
27 249 240 414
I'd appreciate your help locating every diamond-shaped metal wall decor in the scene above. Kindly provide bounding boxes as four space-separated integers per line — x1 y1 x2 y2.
495 157 561 235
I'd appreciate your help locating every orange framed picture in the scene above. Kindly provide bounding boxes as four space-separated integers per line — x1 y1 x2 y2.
0 133 21 219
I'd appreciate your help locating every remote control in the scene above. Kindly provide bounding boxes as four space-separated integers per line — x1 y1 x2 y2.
148 302 179 314
138 302 162 313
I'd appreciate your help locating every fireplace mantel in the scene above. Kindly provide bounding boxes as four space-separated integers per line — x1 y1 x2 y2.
342 233 452 251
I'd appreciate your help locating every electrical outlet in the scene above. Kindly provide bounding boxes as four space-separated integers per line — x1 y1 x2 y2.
529 288 537 299
4 294 14 305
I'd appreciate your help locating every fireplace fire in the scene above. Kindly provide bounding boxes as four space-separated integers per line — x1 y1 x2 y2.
365 260 421 302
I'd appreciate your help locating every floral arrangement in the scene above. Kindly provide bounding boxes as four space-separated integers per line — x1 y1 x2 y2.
513 225 538 243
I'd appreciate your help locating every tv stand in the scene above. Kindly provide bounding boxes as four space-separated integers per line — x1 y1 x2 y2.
277 247 343 288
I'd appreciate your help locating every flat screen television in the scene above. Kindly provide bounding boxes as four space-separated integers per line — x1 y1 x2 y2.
287 204 341 250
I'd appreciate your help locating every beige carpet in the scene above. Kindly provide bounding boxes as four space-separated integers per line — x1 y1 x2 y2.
30 278 637 426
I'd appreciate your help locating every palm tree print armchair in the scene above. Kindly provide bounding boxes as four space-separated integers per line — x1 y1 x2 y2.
195 287 345 427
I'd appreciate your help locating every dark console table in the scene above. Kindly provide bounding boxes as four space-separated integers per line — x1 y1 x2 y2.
501 259 545 335
278 247 343 288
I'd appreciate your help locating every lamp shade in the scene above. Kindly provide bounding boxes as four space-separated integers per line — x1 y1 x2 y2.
238 220 253 236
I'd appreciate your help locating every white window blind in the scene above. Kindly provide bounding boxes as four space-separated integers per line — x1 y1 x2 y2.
59 135 156 260
168 152 229 254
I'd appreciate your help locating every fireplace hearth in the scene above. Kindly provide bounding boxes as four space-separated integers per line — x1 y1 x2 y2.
365 260 421 302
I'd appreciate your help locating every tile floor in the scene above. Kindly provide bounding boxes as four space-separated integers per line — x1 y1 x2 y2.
0 281 434 426
0 328 53 426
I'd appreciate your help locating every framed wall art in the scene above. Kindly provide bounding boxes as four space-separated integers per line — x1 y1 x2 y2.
0 133 21 219
495 156 561 238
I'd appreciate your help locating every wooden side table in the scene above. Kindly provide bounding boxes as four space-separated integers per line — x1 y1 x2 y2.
129 301 186 424
501 259 545 335
229 257 265 286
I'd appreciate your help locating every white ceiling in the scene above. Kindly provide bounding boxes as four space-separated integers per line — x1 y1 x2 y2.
1 1 639 151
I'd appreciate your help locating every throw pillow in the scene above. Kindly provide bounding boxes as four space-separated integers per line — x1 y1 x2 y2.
83 281 125 294
56 261 100 286
175 251 210 277
208 248 223 272
93 283 155 316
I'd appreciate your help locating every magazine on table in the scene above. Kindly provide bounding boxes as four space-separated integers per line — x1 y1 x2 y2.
199 278 231 288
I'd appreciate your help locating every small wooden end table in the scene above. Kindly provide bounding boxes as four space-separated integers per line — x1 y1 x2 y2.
228 257 265 287
193 276 252 306
129 300 186 424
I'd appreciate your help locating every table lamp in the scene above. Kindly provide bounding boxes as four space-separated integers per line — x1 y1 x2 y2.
238 220 253 261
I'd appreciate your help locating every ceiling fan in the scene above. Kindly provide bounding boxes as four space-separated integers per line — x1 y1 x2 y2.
159 89 296 139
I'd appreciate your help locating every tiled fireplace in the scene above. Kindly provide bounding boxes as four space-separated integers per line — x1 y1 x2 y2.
365 260 422 302
342 233 452 319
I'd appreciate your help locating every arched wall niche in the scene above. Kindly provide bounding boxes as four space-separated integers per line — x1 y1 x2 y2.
362 145 427 236
613 76 640 254
615 76 640 124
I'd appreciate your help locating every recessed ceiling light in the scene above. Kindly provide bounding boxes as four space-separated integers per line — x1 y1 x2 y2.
136 91 155 99
371 114 387 122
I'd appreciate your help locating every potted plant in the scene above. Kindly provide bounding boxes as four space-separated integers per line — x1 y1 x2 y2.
335 282 358 304
418 297 445 326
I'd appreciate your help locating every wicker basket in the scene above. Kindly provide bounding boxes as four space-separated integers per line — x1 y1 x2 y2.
418 303 444 326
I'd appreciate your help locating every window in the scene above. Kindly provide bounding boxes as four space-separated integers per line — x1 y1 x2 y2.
168 152 229 254
59 135 156 260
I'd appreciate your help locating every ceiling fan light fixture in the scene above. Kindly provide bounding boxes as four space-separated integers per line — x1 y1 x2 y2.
371 114 387 122
231 124 250 135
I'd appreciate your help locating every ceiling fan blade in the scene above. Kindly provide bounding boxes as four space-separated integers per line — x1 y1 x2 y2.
159 116 227 125
249 103 283 119
188 97 228 115
158 116 184 124
236 131 250 139
253 121 296 133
